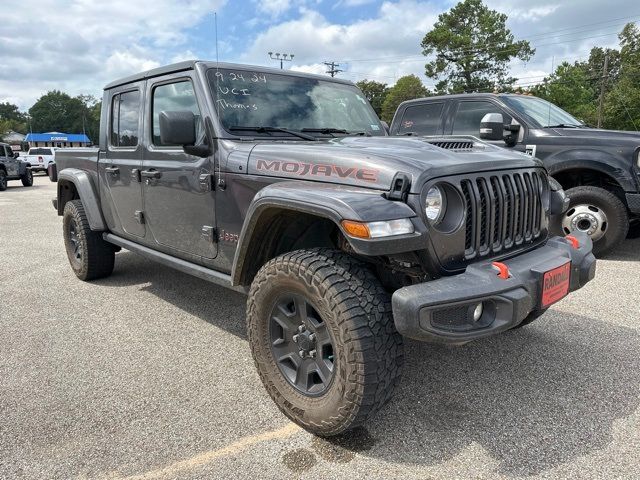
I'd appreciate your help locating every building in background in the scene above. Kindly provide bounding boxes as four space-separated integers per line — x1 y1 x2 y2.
25 132 91 148
0 131 26 151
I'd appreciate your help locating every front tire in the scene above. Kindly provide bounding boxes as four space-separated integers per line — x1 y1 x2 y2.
562 186 628 257
63 199 115 281
21 169 33 187
247 249 403 436
0 170 7 191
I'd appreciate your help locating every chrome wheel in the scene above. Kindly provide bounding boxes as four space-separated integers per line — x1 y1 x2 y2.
562 204 608 241
269 294 335 396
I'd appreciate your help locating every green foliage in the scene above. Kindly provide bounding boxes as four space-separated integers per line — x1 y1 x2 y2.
355 80 389 117
0 102 27 135
528 23 640 131
29 91 100 143
380 75 429 122
421 0 534 94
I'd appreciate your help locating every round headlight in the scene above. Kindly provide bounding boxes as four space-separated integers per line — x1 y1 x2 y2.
425 186 445 222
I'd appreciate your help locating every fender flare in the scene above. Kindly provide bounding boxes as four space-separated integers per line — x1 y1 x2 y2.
546 153 637 192
57 168 106 231
230 182 423 286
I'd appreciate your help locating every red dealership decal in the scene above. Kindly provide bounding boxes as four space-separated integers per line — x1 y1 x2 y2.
256 159 379 183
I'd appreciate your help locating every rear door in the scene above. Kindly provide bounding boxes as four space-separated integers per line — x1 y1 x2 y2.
141 74 217 259
99 84 146 237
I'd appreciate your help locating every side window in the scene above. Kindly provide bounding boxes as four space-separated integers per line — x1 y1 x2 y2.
152 80 203 147
398 103 444 135
452 101 511 136
110 90 140 147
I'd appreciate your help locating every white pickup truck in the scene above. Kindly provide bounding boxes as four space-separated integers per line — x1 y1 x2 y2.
20 147 56 174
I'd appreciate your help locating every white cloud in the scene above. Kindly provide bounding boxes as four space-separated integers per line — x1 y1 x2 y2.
0 0 226 109
255 0 292 17
241 1 440 86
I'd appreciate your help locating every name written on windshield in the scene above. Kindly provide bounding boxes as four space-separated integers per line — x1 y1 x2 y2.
214 71 266 110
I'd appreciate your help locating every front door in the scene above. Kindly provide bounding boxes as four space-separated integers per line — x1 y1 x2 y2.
99 85 145 237
449 100 514 145
141 75 217 259
3 146 19 176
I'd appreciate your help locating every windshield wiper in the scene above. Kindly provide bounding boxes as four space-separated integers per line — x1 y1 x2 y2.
228 126 316 141
301 128 370 137
543 123 584 129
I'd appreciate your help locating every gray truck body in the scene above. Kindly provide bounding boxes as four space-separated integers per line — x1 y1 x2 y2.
54 61 595 343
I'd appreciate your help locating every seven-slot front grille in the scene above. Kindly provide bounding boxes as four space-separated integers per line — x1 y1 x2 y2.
460 171 544 259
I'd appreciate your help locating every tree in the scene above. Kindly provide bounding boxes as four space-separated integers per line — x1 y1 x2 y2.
28 91 100 142
0 102 27 134
529 62 598 125
421 0 534 94
355 80 389 117
380 75 429 122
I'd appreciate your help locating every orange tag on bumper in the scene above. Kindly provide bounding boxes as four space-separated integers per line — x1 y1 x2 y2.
541 262 571 308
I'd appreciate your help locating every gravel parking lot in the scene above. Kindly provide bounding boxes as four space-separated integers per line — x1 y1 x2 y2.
1 175 639 479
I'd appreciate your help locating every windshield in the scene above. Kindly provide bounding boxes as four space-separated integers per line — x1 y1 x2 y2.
207 68 384 137
502 96 583 128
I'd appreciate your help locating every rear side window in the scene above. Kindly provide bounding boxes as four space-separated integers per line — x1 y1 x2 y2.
30 148 52 155
110 90 140 147
398 103 444 135
452 101 511 136
151 80 203 147
3 146 11 157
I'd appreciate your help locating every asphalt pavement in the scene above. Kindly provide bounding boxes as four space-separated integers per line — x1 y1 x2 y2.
1 175 639 479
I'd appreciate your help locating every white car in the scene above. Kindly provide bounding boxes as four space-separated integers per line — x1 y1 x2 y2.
21 147 56 173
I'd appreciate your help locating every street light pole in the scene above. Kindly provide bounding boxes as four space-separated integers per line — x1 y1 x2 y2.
268 52 294 69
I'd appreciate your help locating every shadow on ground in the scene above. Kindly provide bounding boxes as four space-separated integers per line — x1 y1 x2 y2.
603 236 640 261
98 249 639 477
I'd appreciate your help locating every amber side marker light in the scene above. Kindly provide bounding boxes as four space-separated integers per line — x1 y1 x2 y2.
341 220 371 239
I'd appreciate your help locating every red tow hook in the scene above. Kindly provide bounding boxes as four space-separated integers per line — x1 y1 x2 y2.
565 235 580 249
491 261 510 280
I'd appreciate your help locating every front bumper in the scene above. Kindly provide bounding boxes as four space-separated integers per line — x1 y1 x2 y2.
392 233 596 343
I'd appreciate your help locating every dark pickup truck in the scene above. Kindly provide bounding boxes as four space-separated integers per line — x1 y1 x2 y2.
390 93 640 256
53 61 595 436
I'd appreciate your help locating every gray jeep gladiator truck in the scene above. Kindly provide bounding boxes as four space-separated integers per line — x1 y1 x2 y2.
0 142 33 190
53 61 596 436
390 94 640 256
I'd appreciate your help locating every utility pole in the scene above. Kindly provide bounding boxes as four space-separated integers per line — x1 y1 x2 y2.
597 54 609 129
268 52 294 69
324 61 343 77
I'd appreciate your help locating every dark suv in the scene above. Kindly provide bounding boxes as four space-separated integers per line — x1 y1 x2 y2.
390 94 640 256
0 142 33 190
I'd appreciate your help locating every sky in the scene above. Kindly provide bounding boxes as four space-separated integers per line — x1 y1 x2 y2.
1 0 638 111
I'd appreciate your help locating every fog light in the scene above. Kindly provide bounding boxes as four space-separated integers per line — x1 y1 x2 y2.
472 302 484 322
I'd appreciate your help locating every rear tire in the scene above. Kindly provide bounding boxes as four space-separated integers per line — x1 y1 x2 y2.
21 169 33 187
562 186 628 257
247 248 403 436
63 199 115 281
0 170 7 191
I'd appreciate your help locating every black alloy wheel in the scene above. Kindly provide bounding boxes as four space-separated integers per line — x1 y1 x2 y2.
269 294 335 396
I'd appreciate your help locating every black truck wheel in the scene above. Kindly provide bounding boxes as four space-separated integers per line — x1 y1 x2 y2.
561 186 628 256
0 170 7 191
63 199 115 281
21 169 33 187
247 248 403 436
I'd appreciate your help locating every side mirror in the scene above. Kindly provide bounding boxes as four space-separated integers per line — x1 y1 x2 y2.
159 111 197 146
479 113 504 140
503 123 520 148
13 151 20 158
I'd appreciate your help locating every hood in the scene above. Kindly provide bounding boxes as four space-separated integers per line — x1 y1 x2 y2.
245 136 541 193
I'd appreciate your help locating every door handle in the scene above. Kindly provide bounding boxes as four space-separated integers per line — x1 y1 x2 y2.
105 166 120 175
141 169 162 179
